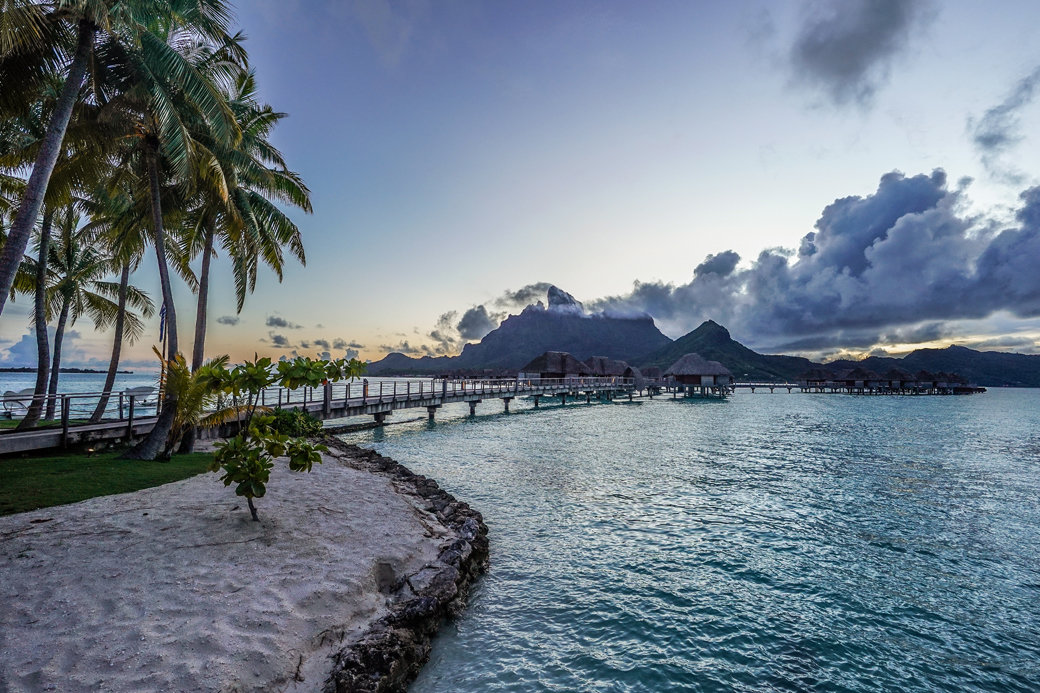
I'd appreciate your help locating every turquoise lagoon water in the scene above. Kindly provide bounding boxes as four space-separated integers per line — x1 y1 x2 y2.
338 389 1040 692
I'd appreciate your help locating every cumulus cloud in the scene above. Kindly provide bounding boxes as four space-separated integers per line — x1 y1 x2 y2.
344 348 360 360
456 305 498 341
789 0 933 107
266 315 301 329
314 338 330 350
591 170 1040 352
493 282 554 309
268 332 291 348
380 340 427 356
216 315 239 326
969 65 1040 183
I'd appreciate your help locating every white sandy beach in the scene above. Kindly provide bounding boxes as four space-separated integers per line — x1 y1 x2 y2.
0 446 455 692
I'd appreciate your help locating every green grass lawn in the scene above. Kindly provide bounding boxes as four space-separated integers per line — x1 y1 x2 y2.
0 449 214 516
0 418 90 430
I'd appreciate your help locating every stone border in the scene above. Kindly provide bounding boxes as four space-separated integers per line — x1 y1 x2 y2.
321 438 489 692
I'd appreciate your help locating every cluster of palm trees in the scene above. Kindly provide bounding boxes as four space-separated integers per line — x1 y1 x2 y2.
0 2 312 459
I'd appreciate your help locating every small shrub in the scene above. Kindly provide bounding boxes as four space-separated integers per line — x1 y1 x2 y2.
269 408 323 437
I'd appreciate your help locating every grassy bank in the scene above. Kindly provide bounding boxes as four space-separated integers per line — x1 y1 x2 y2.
0 450 213 516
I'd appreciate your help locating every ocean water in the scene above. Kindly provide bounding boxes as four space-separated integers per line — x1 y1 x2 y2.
339 388 1040 692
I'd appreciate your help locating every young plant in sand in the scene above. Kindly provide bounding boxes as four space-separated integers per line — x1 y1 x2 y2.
206 354 365 521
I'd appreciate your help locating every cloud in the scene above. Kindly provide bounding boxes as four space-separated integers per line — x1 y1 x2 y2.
0 328 93 368
216 315 239 326
456 305 500 341
266 315 301 329
788 0 934 107
344 348 360 360
268 332 291 348
590 170 1040 352
379 340 426 356
968 65 1040 183
299 341 311 349
314 338 330 350
493 282 554 309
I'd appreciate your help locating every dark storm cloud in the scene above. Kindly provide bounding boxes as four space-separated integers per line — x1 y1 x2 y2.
266 315 301 329
789 0 933 107
969 65 1040 182
456 305 498 340
216 315 239 326
493 282 553 308
592 170 1040 352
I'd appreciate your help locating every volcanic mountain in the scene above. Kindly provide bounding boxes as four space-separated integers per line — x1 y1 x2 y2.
366 286 672 375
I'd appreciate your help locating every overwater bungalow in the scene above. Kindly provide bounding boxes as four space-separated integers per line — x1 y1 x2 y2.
518 351 592 381
664 353 732 398
623 365 646 391
841 367 883 393
882 367 915 392
797 368 834 392
584 356 629 378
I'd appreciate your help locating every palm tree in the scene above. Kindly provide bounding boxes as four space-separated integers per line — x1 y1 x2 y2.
92 20 242 459
36 205 151 419
0 0 238 317
181 70 311 372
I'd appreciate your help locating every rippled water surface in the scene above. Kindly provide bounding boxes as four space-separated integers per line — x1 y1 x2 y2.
340 389 1040 692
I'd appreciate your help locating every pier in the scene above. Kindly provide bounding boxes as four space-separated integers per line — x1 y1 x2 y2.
0 377 636 455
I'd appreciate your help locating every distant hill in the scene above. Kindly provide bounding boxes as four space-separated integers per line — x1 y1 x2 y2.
366 286 672 375
828 345 1040 387
637 320 815 380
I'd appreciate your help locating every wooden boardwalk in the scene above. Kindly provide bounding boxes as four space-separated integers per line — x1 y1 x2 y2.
0 377 635 455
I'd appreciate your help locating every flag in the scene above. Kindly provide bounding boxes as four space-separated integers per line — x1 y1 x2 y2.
158 303 167 342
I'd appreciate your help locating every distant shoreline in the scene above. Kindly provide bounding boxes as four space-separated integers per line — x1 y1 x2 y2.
0 367 134 374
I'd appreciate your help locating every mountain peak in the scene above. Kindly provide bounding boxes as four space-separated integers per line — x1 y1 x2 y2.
547 285 584 314
690 319 731 342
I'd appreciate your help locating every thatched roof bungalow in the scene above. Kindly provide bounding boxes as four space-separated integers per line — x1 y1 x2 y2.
797 368 834 387
518 351 591 380
585 356 629 377
883 367 915 388
623 365 645 390
664 353 733 386
841 367 882 389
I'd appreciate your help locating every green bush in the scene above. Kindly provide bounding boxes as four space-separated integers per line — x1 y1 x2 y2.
269 408 323 437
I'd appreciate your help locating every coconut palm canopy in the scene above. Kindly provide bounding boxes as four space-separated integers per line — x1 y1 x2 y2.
585 355 628 376
664 353 732 377
520 351 590 376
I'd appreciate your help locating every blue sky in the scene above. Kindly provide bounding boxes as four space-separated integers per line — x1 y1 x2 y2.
3 0 1040 368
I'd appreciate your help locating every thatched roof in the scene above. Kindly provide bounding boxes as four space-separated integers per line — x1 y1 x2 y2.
845 367 880 380
916 369 936 381
585 356 629 376
798 368 834 381
664 353 732 377
884 367 914 380
623 365 645 389
642 366 662 379
520 351 590 375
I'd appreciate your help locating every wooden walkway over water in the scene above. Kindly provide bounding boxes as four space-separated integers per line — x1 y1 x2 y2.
0 377 637 455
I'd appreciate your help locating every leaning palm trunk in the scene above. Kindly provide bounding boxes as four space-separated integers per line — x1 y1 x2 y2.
17 211 54 429
90 263 131 423
45 298 70 420
125 145 179 459
0 21 94 317
191 227 215 372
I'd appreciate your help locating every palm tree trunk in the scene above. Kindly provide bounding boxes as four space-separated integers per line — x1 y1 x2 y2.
17 211 54 430
125 143 178 460
45 297 70 420
0 20 93 318
191 228 214 372
90 262 130 423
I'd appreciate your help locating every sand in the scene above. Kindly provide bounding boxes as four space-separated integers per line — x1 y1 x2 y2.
0 445 456 692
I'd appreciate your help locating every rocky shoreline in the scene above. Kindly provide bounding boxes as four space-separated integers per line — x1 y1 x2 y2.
321 439 490 692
